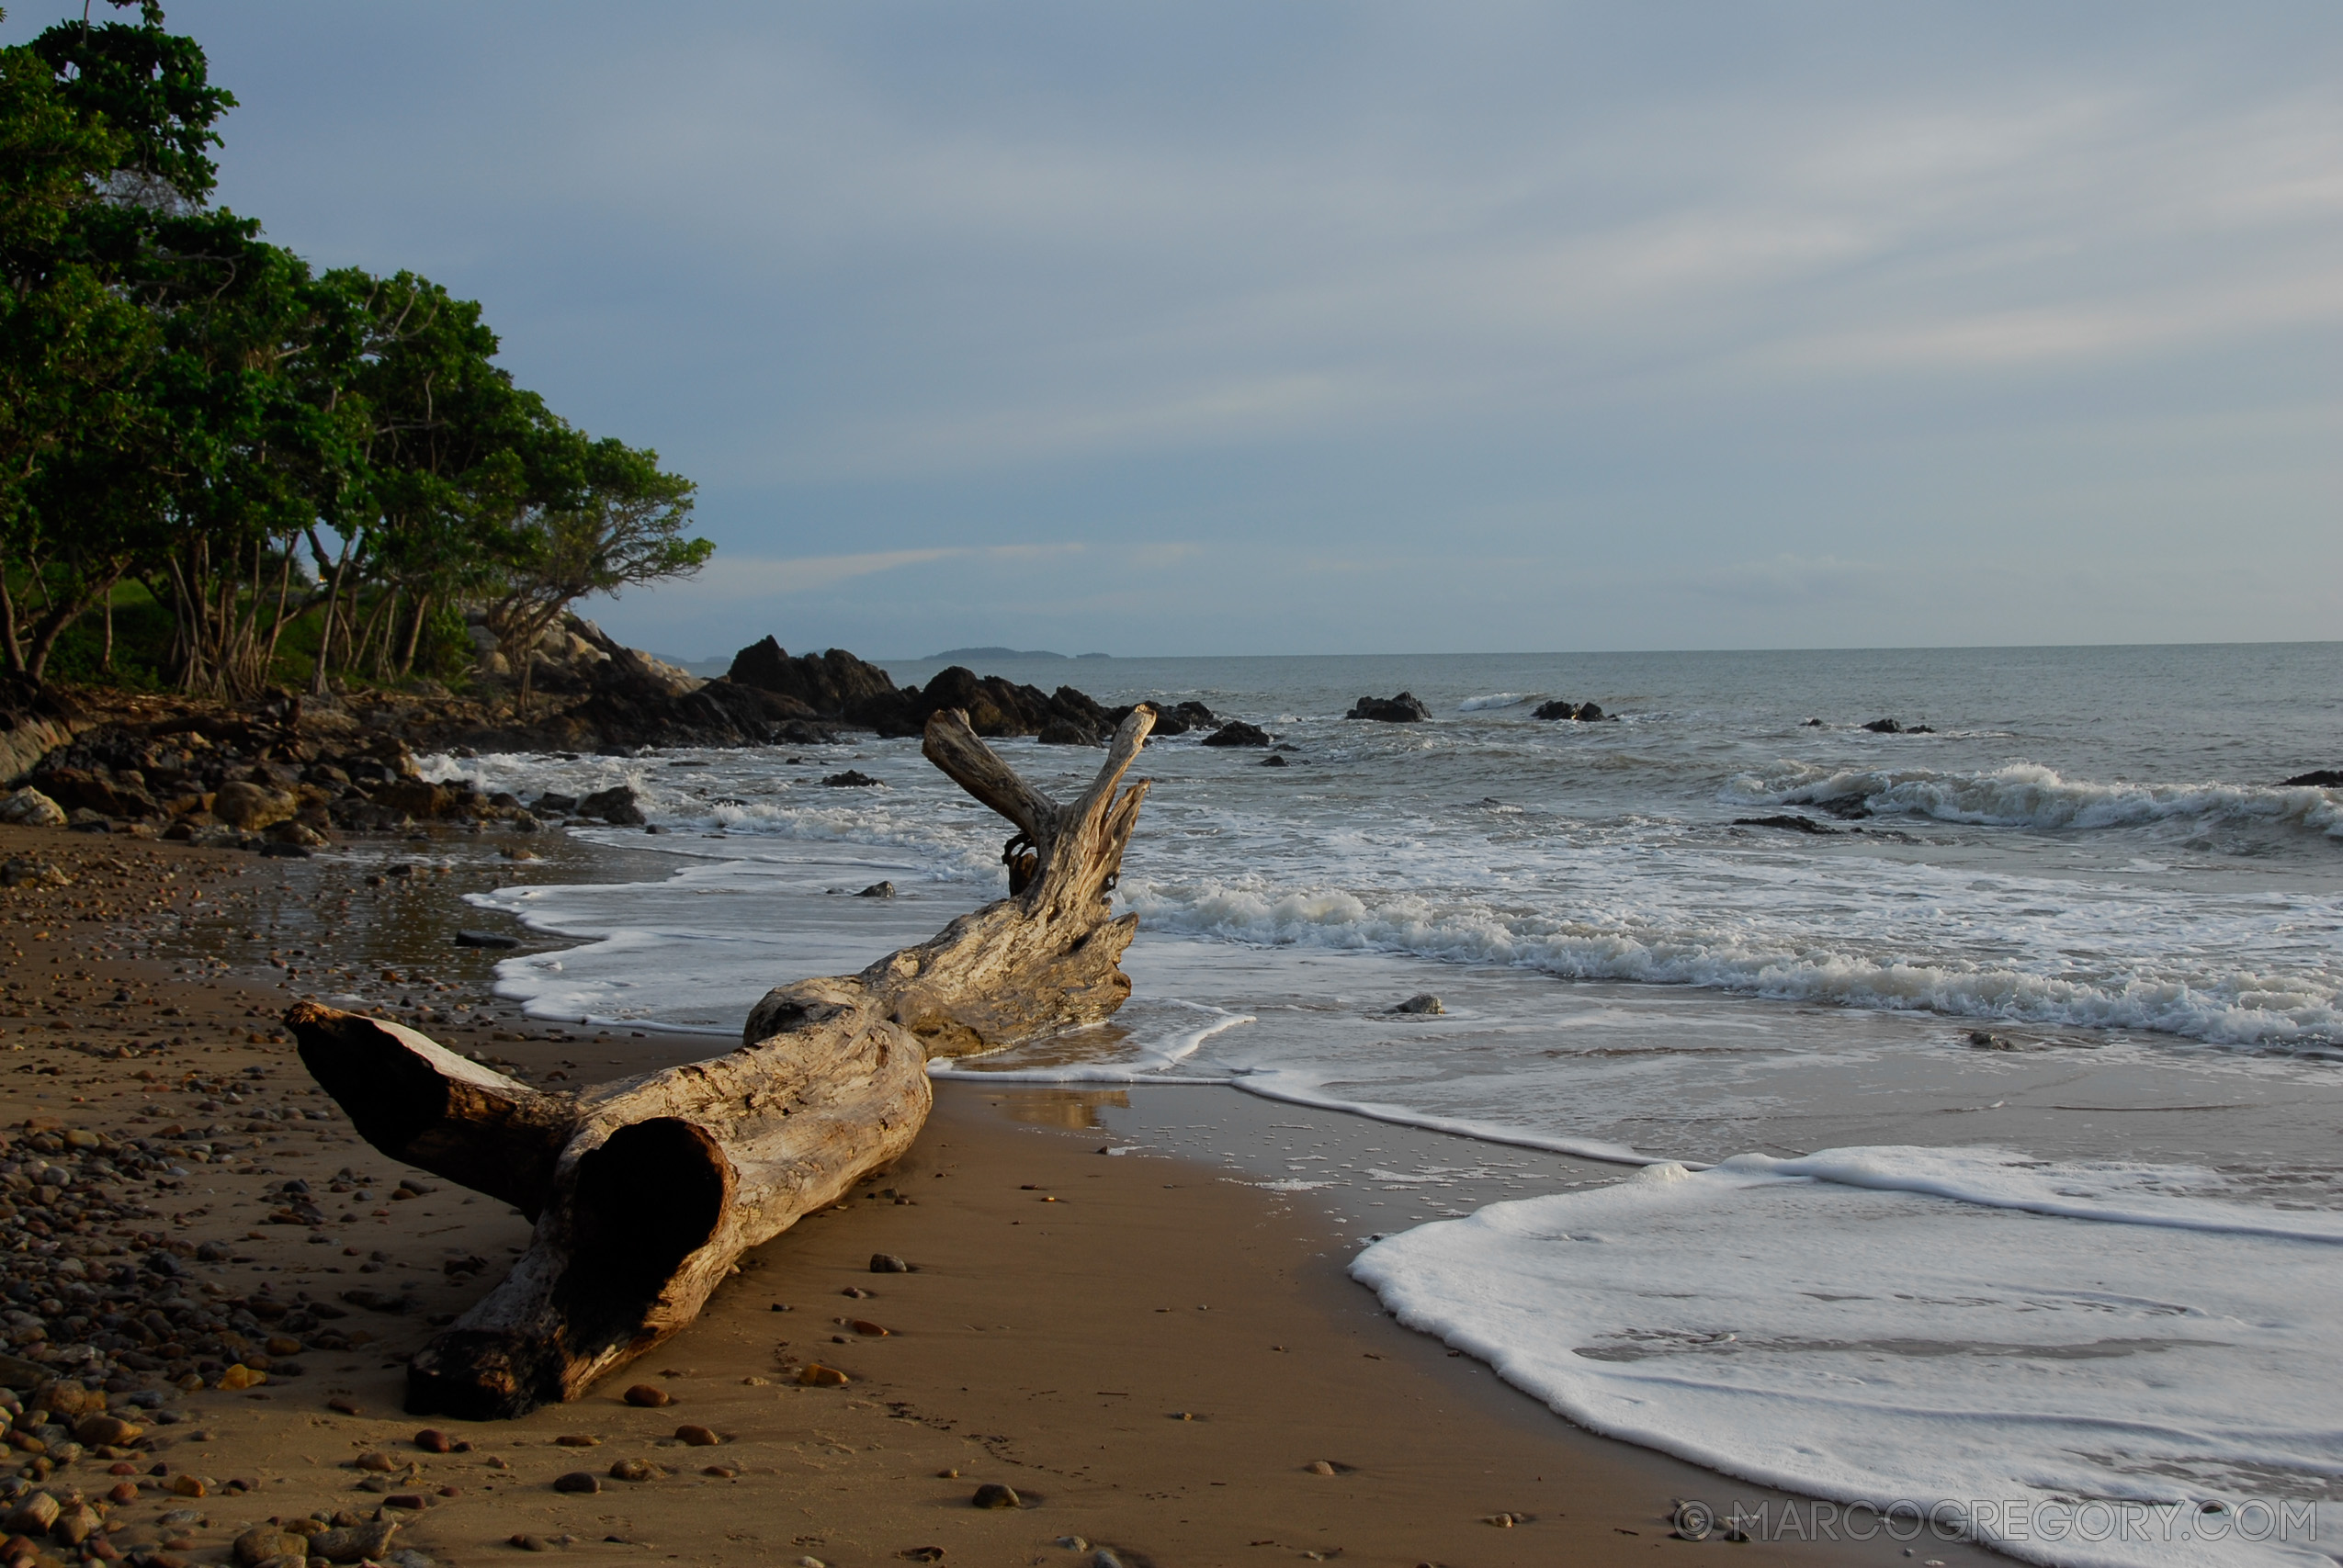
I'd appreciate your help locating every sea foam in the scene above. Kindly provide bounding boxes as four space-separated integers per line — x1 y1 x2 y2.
1353 1146 2343 1568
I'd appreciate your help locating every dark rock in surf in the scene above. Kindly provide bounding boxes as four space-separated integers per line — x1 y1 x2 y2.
1347 693 1431 723
1732 815 1839 835
1036 720 1099 745
1391 994 1445 1015
1261 754 1288 767
726 637 900 717
855 881 895 898
576 786 645 826
1862 717 1933 735
821 771 883 788
847 666 1115 742
1104 699 1217 737
2280 769 2343 787
454 930 522 948
1200 721 1272 748
1533 700 1604 722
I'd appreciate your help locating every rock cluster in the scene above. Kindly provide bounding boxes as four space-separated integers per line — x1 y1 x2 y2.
725 639 899 718
0 623 1257 826
1345 694 1430 723
11 705 534 849
1531 700 1606 722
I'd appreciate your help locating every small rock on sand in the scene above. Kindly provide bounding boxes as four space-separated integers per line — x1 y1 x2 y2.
674 1423 722 1445
869 1252 911 1273
551 1472 600 1494
1307 1460 1337 1475
971 1483 1021 1509
1390 993 1444 1015
623 1383 671 1407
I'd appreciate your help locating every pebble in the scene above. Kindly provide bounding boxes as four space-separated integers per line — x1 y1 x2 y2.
622 1383 671 1407
608 1459 657 1482
508 1534 546 1551
869 1253 911 1273
673 1423 721 1446
413 1428 452 1454
701 1464 738 1478
970 1483 1021 1509
553 1433 601 1447
797 1364 849 1388
1307 1460 1336 1476
1054 1539 1088 1552
232 1525 309 1565
551 1472 600 1494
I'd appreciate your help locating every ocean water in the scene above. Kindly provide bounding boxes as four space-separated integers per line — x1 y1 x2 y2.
423 642 2343 1566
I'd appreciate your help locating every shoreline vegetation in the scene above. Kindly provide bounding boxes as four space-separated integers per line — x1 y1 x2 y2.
3 5 707 704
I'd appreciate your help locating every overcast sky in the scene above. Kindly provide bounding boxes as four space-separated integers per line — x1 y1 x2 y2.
14 3 2340 659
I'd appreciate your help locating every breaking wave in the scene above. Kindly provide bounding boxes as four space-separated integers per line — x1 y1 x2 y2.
1118 876 2343 1049
1732 761 2343 840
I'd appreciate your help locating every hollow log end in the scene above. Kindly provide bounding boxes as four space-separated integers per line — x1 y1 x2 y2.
284 1000 577 1216
410 1115 737 1418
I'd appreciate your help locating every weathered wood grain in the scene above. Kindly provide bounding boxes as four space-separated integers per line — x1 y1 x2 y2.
285 705 1157 1417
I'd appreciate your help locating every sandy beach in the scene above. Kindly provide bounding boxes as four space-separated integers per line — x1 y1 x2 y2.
0 821 2009 1568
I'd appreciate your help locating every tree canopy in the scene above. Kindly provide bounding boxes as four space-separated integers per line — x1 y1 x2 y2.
0 1 709 695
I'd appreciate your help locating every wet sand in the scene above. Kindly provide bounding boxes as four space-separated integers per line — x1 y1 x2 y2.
0 824 2005 1567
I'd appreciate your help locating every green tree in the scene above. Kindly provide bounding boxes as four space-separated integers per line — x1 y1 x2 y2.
481 432 708 708
0 3 715 697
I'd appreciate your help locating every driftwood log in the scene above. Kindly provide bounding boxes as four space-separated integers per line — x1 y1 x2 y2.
283 705 1156 1418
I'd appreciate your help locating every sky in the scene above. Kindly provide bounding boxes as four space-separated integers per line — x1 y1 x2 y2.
11 3 2341 660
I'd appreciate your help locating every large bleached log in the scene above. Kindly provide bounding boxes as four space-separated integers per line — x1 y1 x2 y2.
285 705 1157 1418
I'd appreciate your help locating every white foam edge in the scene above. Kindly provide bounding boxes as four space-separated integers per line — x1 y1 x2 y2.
1229 1066 1667 1168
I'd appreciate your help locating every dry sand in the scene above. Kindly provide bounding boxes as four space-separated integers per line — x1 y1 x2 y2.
0 824 2006 1567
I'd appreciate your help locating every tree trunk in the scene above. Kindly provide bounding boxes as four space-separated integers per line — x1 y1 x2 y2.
285 705 1158 1419
0 576 23 675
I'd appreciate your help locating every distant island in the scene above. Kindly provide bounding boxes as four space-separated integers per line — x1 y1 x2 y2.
922 646 1112 662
